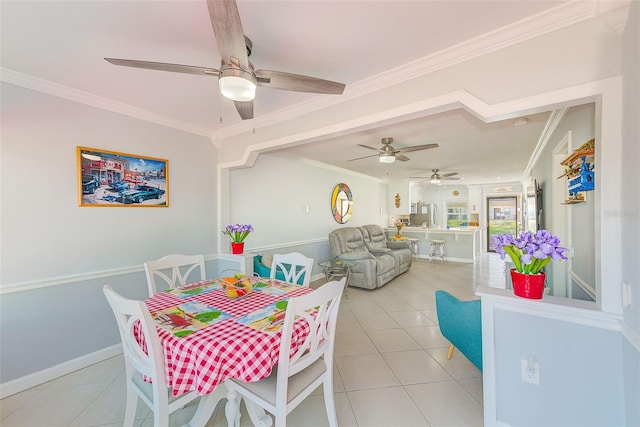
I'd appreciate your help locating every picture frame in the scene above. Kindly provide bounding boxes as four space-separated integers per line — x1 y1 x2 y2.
78 146 169 207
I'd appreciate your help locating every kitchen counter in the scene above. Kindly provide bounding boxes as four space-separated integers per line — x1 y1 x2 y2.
385 227 482 263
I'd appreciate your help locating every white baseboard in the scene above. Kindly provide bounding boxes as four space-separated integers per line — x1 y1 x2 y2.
310 272 325 283
415 254 474 263
0 344 122 399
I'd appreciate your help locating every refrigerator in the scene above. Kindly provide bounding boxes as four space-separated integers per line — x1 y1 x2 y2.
410 203 438 228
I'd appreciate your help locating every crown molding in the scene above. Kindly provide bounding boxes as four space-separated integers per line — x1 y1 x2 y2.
0 67 211 137
214 0 624 141
3 0 629 141
522 107 570 180
298 156 387 184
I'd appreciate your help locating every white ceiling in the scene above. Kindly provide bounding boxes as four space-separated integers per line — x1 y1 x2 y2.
1 0 575 185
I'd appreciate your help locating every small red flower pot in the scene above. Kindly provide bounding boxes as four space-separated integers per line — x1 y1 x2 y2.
510 269 546 299
231 242 244 255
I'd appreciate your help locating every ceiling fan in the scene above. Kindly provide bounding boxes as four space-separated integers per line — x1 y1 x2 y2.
347 137 439 163
412 169 461 184
104 0 345 120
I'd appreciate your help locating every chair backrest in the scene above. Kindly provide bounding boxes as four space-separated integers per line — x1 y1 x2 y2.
270 252 314 287
144 253 206 296
276 278 346 388
102 285 167 388
435 290 482 371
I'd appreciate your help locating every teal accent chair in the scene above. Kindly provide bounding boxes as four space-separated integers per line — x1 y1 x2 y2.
253 255 306 285
435 290 483 371
253 255 273 278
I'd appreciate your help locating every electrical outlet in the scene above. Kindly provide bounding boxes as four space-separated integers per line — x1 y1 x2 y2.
521 358 540 385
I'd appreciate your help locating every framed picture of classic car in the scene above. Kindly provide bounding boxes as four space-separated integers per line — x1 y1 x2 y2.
77 146 169 207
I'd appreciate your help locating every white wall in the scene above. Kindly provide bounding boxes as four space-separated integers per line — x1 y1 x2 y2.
1 83 218 284
388 180 410 218
620 2 640 425
228 153 388 249
0 83 218 385
488 298 625 426
531 104 596 300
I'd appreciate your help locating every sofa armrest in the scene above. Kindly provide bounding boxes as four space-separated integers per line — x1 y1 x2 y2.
368 248 392 255
387 240 410 250
339 251 376 261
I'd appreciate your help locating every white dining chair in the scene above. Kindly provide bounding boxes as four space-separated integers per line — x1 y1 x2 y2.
144 253 206 296
270 252 314 287
102 285 202 427
224 277 346 427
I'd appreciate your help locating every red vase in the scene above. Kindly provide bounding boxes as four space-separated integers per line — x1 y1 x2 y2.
231 242 244 255
510 269 546 299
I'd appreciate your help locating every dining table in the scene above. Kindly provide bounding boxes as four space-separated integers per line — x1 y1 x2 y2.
142 275 314 427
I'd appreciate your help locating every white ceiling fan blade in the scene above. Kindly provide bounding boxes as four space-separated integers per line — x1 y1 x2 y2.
207 0 249 69
348 153 379 162
357 144 383 152
104 58 220 76
234 100 253 120
396 154 410 162
440 172 459 177
397 143 439 153
256 70 345 94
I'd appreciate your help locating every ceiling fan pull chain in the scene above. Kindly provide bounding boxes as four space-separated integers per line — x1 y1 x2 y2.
217 88 223 124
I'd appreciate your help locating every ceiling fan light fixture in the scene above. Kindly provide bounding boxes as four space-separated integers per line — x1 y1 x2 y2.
218 66 257 102
430 177 441 184
379 152 395 163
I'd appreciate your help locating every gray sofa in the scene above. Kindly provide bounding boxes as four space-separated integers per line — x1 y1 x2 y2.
328 224 412 290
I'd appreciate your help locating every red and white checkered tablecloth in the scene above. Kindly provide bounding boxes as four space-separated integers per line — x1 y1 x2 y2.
144 278 313 396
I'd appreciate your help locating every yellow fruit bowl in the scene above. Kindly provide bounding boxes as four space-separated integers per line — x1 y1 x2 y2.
220 276 253 299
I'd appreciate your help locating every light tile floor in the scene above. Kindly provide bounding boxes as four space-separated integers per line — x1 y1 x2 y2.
1 253 507 427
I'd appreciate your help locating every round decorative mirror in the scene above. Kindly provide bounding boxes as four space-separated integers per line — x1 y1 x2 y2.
331 183 353 223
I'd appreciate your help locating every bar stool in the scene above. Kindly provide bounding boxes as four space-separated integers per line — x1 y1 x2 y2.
408 238 419 259
429 239 446 263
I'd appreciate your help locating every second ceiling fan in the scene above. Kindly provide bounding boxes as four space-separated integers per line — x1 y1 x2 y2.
412 169 461 184
104 0 345 120
348 137 439 163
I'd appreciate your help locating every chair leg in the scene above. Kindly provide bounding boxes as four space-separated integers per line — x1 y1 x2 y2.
447 344 456 360
123 384 138 427
323 382 339 427
225 389 241 427
188 392 224 427
154 401 169 427
153 389 170 427
245 399 273 427
273 403 287 427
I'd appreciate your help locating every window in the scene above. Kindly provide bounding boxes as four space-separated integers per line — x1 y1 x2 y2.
446 201 469 227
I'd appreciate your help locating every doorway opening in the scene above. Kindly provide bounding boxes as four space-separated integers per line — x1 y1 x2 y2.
486 196 519 252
